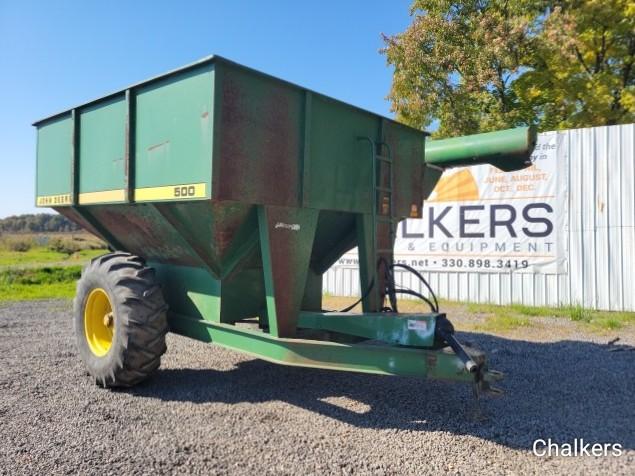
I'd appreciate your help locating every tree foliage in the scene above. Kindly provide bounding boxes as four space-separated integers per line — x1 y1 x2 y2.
0 214 81 234
382 0 635 136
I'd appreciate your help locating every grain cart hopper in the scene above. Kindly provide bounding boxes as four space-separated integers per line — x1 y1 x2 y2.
34 56 536 393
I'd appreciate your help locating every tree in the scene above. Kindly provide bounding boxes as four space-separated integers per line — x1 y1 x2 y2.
0 214 81 233
382 0 635 136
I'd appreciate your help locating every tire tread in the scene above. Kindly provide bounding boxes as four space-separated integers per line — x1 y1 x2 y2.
75 252 168 388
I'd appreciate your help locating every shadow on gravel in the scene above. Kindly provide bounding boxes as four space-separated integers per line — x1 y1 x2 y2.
129 332 635 451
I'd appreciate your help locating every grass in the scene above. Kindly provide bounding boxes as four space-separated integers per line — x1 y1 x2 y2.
465 300 635 331
586 311 635 330
466 302 569 318
0 232 107 302
322 295 635 333
0 266 81 301
474 313 531 332
0 247 104 267
568 304 591 322
0 232 106 268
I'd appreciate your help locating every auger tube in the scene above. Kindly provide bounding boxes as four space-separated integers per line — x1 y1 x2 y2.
424 126 537 172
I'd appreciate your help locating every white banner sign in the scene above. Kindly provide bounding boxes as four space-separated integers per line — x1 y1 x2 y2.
337 132 567 274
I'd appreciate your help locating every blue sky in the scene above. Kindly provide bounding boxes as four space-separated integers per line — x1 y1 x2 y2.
0 0 412 218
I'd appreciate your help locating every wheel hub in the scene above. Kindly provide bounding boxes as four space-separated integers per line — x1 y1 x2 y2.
103 312 114 328
84 288 114 357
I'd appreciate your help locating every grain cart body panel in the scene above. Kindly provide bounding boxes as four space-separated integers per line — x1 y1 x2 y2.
34 56 534 390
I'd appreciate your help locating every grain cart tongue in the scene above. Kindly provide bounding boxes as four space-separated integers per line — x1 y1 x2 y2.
34 56 535 392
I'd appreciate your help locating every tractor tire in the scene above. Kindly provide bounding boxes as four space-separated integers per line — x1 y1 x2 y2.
73 252 168 387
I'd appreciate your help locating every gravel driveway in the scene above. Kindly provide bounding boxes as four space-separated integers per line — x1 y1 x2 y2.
1 300 633 475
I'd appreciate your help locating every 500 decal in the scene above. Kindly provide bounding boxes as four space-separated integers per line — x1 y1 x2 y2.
135 183 207 202
174 185 197 197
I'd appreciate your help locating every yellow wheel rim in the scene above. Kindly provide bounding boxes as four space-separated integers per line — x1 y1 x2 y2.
84 288 115 357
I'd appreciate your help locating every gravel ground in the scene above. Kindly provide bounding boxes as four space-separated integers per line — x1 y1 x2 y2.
1 300 634 475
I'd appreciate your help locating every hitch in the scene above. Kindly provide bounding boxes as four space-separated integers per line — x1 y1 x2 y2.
434 315 477 372
476 368 504 397
435 315 504 396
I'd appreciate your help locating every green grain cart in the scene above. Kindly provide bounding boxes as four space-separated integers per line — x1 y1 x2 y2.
34 56 536 394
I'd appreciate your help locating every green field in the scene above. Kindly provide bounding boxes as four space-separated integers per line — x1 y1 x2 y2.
0 233 107 301
0 266 83 301
0 247 105 267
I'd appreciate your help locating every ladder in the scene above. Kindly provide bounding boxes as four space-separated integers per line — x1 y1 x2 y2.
357 137 397 311
370 141 396 260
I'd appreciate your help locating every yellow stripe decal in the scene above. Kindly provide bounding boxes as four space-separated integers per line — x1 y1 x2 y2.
134 182 207 202
38 183 207 206
36 193 72 207
78 189 126 205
